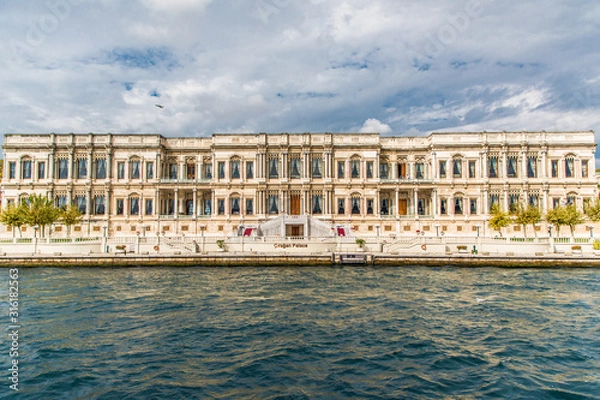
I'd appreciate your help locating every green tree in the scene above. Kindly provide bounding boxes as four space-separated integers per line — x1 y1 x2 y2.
546 205 568 237
0 203 27 238
584 199 600 222
488 203 512 237
22 194 61 238
60 205 83 238
513 204 543 238
564 204 585 237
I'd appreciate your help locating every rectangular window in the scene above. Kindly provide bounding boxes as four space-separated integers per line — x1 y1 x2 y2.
59 159 69 179
94 196 105 215
56 195 67 209
218 199 225 215
76 159 87 179
269 158 279 179
552 198 560 208
22 160 32 179
146 162 154 179
351 197 360 214
581 160 589 178
468 161 476 179
130 198 139 215
167 199 174 215
528 195 539 207
130 161 140 179
454 198 463 215
76 196 86 214
116 199 124 215
9 162 16 179
117 162 125 179
169 163 177 180
565 159 574 178
417 199 425 215
337 161 345 179
470 198 477 214
507 157 517 178
366 161 374 179
351 160 360 178
96 159 107 179
203 163 212 180
489 194 499 211
415 163 424 180
145 199 153 215
186 163 196 180
379 162 389 179
230 160 240 179
231 197 240 215
312 158 322 178
380 198 389 215
312 195 323 214
246 199 253 215
367 199 374 215
488 157 498 178
439 161 446 178
38 162 45 179
204 199 212 215
337 198 345 214
290 158 301 178
246 161 254 179
551 160 558 178
453 159 462 178
440 198 447 215
398 162 407 179
527 157 536 178
268 195 279 214
218 162 225 179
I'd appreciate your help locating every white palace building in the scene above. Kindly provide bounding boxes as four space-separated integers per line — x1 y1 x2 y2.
1 131 598 239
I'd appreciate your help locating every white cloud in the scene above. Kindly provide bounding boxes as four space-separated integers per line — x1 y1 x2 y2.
139 0 212 12
360 118 392 134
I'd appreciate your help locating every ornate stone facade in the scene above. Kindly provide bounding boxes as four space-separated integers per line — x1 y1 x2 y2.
1 131 597 237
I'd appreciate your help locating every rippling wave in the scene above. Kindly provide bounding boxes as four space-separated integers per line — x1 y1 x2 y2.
1 267 599 399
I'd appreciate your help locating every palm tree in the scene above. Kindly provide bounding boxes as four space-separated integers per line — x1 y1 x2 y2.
488 203 512 237
22 194 61 238
546 206 568 237
513 204 543 239
0 203 27 238
60 205 83 238
564 205 585 237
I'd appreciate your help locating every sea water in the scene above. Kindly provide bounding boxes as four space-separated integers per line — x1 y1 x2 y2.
1 266 599 399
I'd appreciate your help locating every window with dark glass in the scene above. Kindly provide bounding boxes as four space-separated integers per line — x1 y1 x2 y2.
185 200 194 215
116 199 124 215
204 199 212 215
565 159 574 178
269 195 279 214
379 162 389 179
398 162 407 179
58 159 69 179
337 161 345 179
130 198 139 215
453 159 462 178
417 199 425 215
581 160 588 178
94 196 105 215
21 160 31 179
38 162 45 179
351 197 360 214
366 161 373 179
76 159 87 179
337 199 345 214
76 196 86 214
439 161 446 178
269 158 279 179
231 197 240 215
96 159 106 179
488 157 498 178
380 199 389 215
527 157 536 178
367 199 374 215
552 198 560 208
117 162 125 179
56 195 67 209
169 163 177 180
186 163 196 180
507 157 517 178
470 199 477 214
509 194 519 212
146 162 154 179
218 199 225 215
551 160 558 178
454 197 463 214
440 198 447 215
145 199 153 215
468 161 476 178
204 163 212 180
528 195 538 207
167 199 174 215
351 160 360 178
9 162 16 179
415 163 424 180
312 158 322 178
489 194 499 211
130 161 140 179
218 162 225 179
230 160 240 179
290 157 301 178
246 162 254 179
312 195 323 214
246 199 253 215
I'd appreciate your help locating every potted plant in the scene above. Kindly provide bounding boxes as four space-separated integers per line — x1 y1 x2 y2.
216 239 226 252
115 244 126 254
355 238 366 251
457 245 468 253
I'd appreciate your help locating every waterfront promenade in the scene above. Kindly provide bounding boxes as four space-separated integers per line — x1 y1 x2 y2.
1 234 598 267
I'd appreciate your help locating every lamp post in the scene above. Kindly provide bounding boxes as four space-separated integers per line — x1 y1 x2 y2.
588 225 594 239
200 224 206 254
141 224 146 238
102 225 108 253
33 225 39 254
434 224 440 237
548 224 554 253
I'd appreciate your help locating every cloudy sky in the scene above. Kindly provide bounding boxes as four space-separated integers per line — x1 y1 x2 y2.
1 0 599 159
